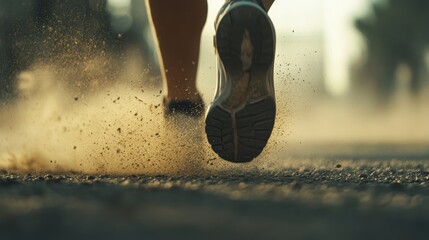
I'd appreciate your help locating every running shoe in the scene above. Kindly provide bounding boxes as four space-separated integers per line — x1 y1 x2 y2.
205 0 276 162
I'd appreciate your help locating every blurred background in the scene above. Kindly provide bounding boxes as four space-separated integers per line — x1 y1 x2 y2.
0 0 428 148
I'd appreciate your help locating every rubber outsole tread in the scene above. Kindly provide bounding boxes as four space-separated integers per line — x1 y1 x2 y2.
206 98 275 162
206 2 275 163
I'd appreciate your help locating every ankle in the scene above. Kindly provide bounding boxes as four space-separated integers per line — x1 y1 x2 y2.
166 84 202 101
228 0 273 11
260 0 274 11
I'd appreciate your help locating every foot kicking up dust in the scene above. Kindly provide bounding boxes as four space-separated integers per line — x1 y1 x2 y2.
0 62 274 176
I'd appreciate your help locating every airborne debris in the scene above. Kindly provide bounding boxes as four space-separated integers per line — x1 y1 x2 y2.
134 96 144 103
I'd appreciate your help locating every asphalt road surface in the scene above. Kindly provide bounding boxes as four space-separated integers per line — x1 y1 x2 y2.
1 144 429 240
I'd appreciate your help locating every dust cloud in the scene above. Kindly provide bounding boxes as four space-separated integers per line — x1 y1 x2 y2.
1 52 428 176
0 57 279 176
0 63 203 175
1 24 428 176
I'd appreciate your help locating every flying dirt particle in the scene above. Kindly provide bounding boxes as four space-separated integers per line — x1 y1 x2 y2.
117 127 121 133
336 164 342 169
113 97 120 103
73 146 77 150
117 149 121 154
74 96 79 101
135 96 144 103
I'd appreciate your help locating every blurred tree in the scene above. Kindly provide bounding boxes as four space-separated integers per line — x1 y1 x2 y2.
354 0 429 100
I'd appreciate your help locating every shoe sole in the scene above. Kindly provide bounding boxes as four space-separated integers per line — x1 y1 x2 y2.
206 2 276 163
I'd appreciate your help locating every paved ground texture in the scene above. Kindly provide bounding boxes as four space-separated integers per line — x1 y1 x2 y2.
1 144 429 240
